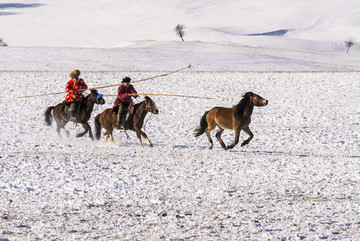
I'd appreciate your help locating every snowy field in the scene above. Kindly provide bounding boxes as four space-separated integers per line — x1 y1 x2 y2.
1 0 360 240
1 70 359 240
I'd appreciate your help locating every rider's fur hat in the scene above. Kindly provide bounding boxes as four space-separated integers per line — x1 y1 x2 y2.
122 76 131 83
70 69 81 79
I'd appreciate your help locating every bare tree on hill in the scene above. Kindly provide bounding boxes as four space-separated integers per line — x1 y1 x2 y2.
345 37 356 54
175 24 185 41
0 38 8 47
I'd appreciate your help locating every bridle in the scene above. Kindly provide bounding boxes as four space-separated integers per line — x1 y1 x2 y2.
142 99 158 130
88 92 103 104
144 100 157 113
95 94 104 104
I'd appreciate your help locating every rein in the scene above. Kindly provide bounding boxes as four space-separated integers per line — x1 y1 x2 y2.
143 113 152 130
135 99 156 130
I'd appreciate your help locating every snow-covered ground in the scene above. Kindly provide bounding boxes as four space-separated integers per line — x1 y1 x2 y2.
1 0 360 240
1 71 359 240
1 40 360 72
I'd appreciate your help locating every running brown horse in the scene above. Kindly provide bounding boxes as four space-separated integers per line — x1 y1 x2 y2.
194 92 268 150
95 96 159 147
44 89 105 140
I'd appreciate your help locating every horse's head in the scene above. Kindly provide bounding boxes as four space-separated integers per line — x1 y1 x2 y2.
89 89 105 105
247 92 268 107
144 96 159 114
236 92 268 113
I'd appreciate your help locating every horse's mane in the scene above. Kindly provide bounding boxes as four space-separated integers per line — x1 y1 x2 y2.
134 96 152 109
132 96 152 118
235 92 253 114
132 98 146 114
82 89 99 102
134 101 142 109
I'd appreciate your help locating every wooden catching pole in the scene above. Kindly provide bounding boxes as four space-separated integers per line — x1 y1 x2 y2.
97 64 192 89
17 64 192 98
105 93 228 100
17 89 88 98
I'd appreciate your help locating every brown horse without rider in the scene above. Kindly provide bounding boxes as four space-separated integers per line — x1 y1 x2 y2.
194 92 268 150
45 89 105 140
95 96 159 147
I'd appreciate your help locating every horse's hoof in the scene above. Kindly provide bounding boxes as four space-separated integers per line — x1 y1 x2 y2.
149 144 153 147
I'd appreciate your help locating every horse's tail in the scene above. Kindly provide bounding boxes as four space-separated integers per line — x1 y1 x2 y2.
94 114 102 140
194 111 209 137
44 106 55 126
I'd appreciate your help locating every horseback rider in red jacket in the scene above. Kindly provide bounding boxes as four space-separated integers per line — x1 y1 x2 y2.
65 69 88 120
113 76 137 128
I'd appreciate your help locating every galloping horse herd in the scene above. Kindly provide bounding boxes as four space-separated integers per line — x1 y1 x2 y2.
45 90 268 150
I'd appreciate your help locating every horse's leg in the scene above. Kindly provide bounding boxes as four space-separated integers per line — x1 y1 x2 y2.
205 130 213 149
59 118 70 137
215 128 227 150
56 123 62 137
136 132 144 147
76 123 94 140
103 129 114 143
205 121 216 149
104 131 109 142
241 127 254 147
88 126 94 140
86 123 94 140
106 128 115 144
56 118 69 137
134 127 152 147
109 132 115 143
226 127 241 150
76 123 89 138
64 126 70 137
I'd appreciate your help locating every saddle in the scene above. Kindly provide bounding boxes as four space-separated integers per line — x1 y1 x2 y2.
63 101 81 116
63 101 71 113
112 105 135 121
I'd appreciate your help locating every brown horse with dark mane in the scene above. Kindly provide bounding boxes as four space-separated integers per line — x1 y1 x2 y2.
95 96 159 147
44 89 105 140
194 92 268 150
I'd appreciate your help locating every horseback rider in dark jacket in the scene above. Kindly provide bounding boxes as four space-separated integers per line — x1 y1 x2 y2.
113 77 137 128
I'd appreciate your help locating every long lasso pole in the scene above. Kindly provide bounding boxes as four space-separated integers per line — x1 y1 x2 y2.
94 64 192 90
105 93 233 101
17 64 192 98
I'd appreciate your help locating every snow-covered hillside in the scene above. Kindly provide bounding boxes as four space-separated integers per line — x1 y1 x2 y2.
1 0 360 49
1 40 360 72
1 0 360 72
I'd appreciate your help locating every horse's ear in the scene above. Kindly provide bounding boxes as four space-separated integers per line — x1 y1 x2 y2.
144 96 154 105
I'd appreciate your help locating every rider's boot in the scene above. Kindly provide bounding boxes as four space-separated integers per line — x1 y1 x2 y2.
68 102 78 121
116 113 125 129
116 104 126 128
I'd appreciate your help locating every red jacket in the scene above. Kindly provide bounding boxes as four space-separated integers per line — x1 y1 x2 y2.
113 84 137 108
65 78 88 102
